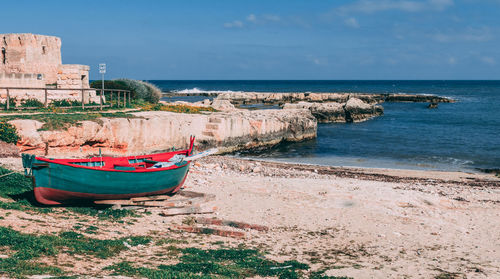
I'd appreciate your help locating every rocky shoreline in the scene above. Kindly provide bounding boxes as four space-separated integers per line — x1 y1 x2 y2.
168 91 454 104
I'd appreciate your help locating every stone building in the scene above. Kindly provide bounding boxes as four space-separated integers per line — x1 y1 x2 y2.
0 33 98 104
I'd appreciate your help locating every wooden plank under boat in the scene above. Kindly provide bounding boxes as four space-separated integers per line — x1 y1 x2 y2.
22 137 196 205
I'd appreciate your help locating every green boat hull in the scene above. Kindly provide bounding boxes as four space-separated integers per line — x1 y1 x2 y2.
30 158 190 205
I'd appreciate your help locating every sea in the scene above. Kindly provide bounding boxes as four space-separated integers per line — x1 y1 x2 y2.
150 80 500 172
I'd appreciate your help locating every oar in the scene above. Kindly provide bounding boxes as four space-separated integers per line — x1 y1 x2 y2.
184 148 218 162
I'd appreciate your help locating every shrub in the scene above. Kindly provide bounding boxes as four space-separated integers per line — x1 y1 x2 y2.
0 121 20 144
21 98 44 108
92 79 161 103
118 79 162 103
50 99 73 107
1 97 17 109
50 99 90 107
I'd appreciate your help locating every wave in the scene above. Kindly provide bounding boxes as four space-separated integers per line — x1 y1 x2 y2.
171 88 243 94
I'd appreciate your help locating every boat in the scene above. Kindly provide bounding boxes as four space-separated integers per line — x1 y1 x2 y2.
22 136 203 205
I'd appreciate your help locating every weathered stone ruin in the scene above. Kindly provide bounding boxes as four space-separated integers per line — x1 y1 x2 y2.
0 33 99 104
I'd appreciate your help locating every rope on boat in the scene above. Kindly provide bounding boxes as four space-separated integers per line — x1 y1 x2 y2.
0 171 16 179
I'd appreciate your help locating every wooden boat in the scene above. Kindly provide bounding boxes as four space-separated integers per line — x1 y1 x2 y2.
22 137 197 205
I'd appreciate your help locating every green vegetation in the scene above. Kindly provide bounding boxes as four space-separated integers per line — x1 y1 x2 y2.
0 167 50 213
20 98 44 108
0 226 151 278
0 97 17 109
138 102 217 114
0 112 139 131
106 247 309 279
90 79 162 103
0 121 20 143
310 270 352 279
0 166 138 220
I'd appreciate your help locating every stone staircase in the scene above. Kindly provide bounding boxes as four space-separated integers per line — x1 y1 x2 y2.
202 117 222 138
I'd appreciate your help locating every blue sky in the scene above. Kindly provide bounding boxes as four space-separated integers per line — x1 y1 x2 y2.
2 0 500 79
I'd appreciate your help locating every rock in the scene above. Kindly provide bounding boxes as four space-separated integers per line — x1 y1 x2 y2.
385 93 453 103
215 92 452 106
252 166 262 173
0 141 20 158
10 109 317 157
428 102 438 109
344 98 384 123
283 102 346 123
210 99 235 111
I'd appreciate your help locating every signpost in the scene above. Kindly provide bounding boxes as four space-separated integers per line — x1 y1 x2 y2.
99 63 106 109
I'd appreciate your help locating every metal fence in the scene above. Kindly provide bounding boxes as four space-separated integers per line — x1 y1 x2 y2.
0 87 131 110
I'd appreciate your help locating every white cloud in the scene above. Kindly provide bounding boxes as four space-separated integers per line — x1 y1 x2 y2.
246 14 257 23
344 17 360 28
338 0 454 14
224 20 244 28
263 14 281 22
480 56 496 65
429 0 454 10
432 27 493 42
225 13 305 29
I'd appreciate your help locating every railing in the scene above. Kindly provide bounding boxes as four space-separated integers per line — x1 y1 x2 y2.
0 87 131 110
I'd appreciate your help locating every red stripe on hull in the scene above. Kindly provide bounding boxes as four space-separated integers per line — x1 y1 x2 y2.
34 177 188 205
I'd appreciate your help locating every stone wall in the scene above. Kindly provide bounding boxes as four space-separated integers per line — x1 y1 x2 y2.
0 34 62 84
0 33 95 104
10 110 317 157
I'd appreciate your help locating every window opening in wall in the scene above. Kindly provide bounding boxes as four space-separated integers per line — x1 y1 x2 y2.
18 37 22 45
81 75 86 80
42 46 46 54
2 37 6 45
37 74 43 80
1 47 5 64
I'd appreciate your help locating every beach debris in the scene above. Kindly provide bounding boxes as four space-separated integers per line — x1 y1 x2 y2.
94 191 214 207
0 171 16 179
94 190 216 216
173 225 245 238
160 204 216 216
269 265 293 270
194 217 269 232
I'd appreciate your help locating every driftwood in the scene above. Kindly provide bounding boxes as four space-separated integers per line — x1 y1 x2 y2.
173 225 245 238
94 191 214 207
194 217 269 232
160 204 217 216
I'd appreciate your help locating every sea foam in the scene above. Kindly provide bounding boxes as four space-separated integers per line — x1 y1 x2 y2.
172 88 243 94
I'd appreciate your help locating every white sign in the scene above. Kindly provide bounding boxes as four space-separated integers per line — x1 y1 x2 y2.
99 63 106 74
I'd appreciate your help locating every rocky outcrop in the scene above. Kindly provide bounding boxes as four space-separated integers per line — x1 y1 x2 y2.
283 102 346 123
10 109 317 157
0 141 19 158
344 98 384 122
210 92 453 105
283 98 383 123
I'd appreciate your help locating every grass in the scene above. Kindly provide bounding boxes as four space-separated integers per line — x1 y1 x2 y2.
106 247 309 279
135 102 218 114
0 226 151 278
1 102 216 132
0 167 139 220
0 111 139 131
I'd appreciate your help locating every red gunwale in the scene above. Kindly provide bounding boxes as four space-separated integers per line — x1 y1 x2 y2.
35 150 191 173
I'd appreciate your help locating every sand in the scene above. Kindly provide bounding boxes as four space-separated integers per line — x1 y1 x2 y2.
1 155 499 278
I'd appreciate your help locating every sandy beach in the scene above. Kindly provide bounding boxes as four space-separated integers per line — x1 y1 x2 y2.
1 155 499 278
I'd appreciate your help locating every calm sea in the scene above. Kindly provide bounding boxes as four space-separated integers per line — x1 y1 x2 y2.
151 80 500 172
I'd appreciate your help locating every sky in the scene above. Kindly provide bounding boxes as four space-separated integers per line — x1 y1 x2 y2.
1 0 500 80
